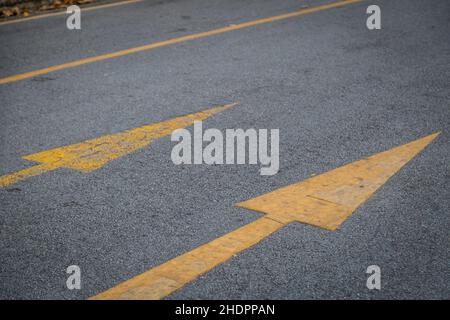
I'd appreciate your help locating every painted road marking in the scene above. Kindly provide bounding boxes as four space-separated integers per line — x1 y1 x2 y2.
0 103 236 188
237 133 440 230
90 132 439 300
0 0 144 26
92 217 284 300
0 0 362 85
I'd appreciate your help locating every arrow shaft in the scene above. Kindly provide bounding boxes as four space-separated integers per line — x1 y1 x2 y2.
0 163 59 188
90 216 285 300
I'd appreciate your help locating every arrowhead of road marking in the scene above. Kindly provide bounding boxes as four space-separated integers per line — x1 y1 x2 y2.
236 133 440 231
21 103 236 172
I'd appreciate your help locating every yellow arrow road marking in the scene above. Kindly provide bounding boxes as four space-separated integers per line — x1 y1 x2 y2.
0 103 236 187
0 0 362 85
90 132 440 300
237 132 441 230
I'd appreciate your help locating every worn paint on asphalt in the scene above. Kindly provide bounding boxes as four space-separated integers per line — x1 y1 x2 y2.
90 132 439 300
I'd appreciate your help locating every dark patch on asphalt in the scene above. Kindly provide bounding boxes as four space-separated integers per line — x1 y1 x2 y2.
31 76 56 82
170 27 188 33
62 201 81 207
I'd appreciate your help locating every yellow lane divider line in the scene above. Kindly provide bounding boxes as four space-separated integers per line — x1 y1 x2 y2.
90 132 440 300
0 0 362 85
0 0 144 26
0 103 236 187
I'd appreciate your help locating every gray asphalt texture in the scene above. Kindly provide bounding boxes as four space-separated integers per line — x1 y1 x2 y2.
0 0 449 299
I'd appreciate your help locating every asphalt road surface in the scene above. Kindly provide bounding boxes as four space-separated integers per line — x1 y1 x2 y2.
0 0 449 299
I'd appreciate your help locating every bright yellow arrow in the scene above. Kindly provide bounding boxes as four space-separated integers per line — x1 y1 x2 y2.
91 132 439 300
0 103 236 187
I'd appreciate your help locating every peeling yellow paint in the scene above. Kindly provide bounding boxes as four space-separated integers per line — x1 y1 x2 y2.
0 103 236 187
91 132 439 299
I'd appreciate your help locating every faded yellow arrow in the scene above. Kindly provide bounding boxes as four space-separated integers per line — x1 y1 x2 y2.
91 132 439 300
0 103 236 187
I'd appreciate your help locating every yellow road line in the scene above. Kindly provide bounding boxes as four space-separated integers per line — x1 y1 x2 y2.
0 0 144 26
91 132 440 299
0 0 362 85
0 103 236 188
